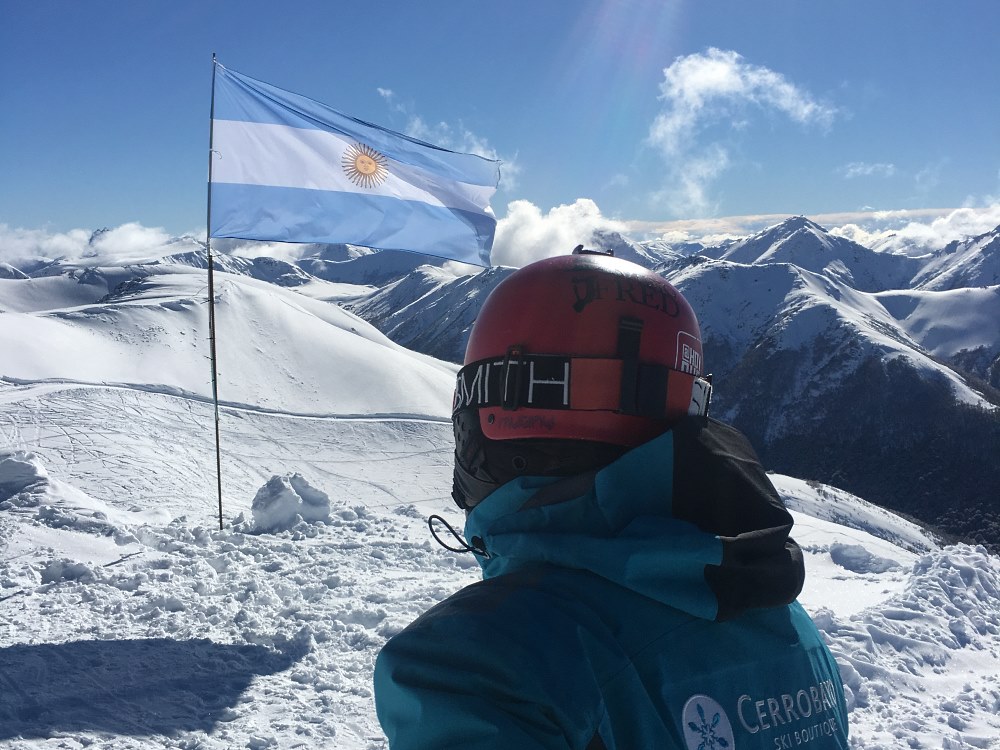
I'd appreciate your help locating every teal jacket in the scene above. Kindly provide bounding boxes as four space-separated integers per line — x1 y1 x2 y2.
375 418 849 749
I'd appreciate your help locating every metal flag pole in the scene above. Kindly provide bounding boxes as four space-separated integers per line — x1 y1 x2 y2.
205 52 225 531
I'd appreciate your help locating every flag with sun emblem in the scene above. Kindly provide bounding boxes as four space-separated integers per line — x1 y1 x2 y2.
209 63 500 265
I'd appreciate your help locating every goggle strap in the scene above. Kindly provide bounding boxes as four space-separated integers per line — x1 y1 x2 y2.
453 354 711 419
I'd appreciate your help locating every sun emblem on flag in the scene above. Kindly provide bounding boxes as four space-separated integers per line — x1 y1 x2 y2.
342 142 389 188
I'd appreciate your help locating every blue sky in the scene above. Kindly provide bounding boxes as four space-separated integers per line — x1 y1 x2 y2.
2 0 998 241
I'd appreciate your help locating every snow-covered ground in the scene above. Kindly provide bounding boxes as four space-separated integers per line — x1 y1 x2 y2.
0 383 466 749
2 261 1000 748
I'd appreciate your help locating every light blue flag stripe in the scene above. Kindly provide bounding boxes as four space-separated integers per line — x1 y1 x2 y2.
209 64 500 264
211 183 497 265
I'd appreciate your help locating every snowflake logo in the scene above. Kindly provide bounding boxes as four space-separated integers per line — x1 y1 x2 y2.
682 695 736 750
688 702 729 749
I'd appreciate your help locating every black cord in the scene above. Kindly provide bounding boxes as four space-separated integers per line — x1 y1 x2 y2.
427 515 489 558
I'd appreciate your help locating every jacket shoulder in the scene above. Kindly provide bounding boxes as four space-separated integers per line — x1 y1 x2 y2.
375 569 610 750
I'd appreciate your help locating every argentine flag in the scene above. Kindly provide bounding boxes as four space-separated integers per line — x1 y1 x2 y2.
209 64 500 266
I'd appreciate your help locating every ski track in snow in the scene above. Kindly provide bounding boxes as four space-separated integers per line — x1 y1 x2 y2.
0 383 452 520
2 384 1000 749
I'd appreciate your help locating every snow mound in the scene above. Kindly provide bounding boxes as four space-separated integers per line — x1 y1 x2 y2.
820 545 1000 746
829 542 902 573
0 450 169 586
0 450 49 500
0 449 151 535
249 473 331 533
40 558 97 584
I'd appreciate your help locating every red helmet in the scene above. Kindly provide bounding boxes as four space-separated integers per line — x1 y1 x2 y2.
451 248 711 508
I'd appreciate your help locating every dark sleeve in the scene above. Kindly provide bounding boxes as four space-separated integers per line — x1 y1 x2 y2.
670 416 805 620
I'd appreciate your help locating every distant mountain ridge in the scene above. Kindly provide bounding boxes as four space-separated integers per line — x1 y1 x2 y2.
703 216 924 292
346 266 513 364
4 215 998 547
911 225 1000 290
0 261 29 280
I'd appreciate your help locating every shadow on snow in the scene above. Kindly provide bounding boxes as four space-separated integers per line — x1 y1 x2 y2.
0 636 307 739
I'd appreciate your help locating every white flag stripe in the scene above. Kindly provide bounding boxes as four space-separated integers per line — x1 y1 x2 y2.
212 120 495 212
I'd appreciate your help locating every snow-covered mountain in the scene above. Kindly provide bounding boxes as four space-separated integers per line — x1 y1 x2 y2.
703 216 922 292
160 249 315 287
666 220 1000 546
590 228 682 267
337 216 1000 549
199 240 446 288
875 285 1000 388
666 257 999 545
0 261 29 280
341 228 679 363
346 265 513 363
668 257 988 415
0 264 454 419
911 225 1000 291
3 221 1000 747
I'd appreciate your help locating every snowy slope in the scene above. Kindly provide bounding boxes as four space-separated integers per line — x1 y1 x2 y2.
0 265 454 418
0 272 118 314
668 259 991 418
912 226 1000 291
875 285 1000 364
347 265 513 364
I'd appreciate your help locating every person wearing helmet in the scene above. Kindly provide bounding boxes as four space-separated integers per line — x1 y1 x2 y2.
374 249 849 749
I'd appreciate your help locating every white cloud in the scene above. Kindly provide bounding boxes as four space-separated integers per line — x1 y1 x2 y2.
647 48 837 216
0 222 181 267
491 199 627 268
604 173 630 190
0 225 91 265
650 48 835 156
828 204 1000 254
838 162 897 179
89 223 172 257
914 159 949 194
650 144 730 217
